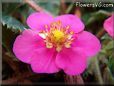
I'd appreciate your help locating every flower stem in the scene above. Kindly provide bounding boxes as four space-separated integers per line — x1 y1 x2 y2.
103 66 114 84
93 57 104 84
90 29 106 84
65 3 74 14
64 75 84 85
60 0 67 14
97 29 106 39
23 0 52 15
23 0 44 12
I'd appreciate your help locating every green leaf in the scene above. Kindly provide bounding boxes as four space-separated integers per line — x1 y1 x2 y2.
91 10 110 19
82 10 110 26
82 13 95 26
1 14 25 31
2 3 20 14
108 55 114 76
104 41 114 50
101 34 112 40
38 0 60 16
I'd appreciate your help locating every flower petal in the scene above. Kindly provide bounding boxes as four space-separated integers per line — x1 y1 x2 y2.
30 48 60 73
13 29 45 63
54 14 85 33
27 12 53 31
104 15 114 38
72 31 101 57
56 48 87 75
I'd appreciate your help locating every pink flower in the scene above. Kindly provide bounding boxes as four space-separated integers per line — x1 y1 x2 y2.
104 14 114 38
13 12 101 75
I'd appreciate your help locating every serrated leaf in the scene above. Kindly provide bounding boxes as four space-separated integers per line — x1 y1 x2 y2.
1 14 25 31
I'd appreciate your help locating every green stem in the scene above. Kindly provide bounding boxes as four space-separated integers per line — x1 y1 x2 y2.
90 28 106 84
103 67 114 84
93 57 103 84
64 75 84 85
65 3 74 14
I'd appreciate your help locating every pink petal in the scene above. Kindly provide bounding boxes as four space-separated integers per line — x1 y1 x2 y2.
13 29 45 63
56 48 87 75
54 14 85 33
72 31 101 57
30 48 60 73
27 12 53 31
104 15 114 38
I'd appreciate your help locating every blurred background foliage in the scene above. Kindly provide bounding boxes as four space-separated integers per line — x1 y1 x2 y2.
1 0 114 85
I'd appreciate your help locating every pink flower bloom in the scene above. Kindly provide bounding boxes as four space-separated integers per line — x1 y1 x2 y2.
104 14 114 38
13 12 101 75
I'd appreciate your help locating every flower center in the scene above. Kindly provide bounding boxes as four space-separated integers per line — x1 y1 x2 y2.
53 30 64 42
39 21 75 52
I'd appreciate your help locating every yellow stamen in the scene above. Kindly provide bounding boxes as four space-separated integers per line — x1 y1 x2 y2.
39 21 75 52
53 30 64 42
46 42 53 48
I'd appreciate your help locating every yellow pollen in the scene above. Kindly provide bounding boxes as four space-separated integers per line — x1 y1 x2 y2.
53 30 64 42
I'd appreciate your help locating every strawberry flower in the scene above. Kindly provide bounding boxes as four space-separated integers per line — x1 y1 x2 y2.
104 14 114 38
13 12 101 75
